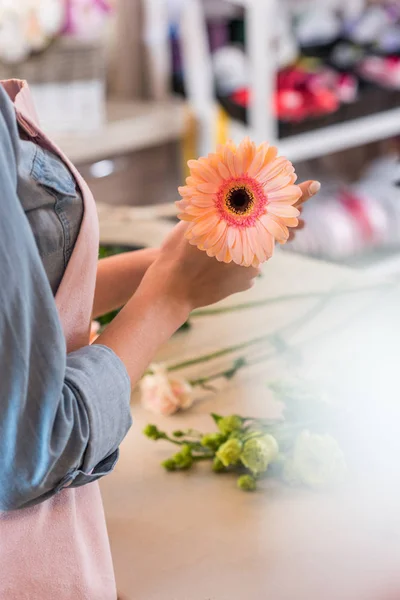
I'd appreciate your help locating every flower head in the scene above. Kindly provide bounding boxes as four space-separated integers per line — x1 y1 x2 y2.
177 138 301 266
201 432 227 451
285 430 347 490
240 435 279 475
164 445 194 471
143 424 165 441
140 364 193 416
237 474 257 492
216 415 243 436
216 438 243 467
212 457 226 473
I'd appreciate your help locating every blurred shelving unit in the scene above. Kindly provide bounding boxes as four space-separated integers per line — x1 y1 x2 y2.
52 97 186 165
180 0 400 162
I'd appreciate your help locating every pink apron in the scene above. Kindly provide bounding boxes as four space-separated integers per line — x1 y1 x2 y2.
0 80 117 600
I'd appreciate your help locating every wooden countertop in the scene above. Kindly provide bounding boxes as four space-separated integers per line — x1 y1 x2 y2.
98 205 400 600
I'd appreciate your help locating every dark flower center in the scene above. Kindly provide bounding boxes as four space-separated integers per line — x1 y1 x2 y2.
227 187 254 214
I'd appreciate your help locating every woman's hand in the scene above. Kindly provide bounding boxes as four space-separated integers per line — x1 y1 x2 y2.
143 221 260 313
96 221 259 384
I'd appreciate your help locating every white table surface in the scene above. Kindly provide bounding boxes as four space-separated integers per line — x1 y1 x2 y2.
99 237 400 600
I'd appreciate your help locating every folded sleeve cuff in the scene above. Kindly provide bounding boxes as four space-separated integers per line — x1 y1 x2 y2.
64 344 132 474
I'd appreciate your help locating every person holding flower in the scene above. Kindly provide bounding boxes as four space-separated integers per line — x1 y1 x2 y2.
0 76 319 599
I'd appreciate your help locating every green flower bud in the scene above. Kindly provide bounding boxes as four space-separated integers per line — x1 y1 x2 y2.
143 424 164 440
201 433 226 451
216 438 242 467
172 430 185 438
162 458 177 471
237 474 257 492
217 415 243 436
212 457 225 473
172 445 193 470
240 435 278 475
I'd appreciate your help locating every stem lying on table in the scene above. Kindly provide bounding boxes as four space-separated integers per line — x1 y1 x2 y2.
191 283 396 318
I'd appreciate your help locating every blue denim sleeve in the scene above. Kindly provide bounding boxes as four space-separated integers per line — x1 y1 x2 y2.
0 87 132 511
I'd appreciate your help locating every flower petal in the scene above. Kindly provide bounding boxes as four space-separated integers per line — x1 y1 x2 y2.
202 219 227 250
284 217 299 228
190 195 215 208
178 185 192 197
190 213 220 236
196 182 218 194
247 143 269 178
255 219 275 258
217 161 231 180
261 214 289 242
267 185 302 204
224 147 238 178
259 157 289 186
207 227 228 257
268 204 300 218
228 227 243 264
238 137 256 173
241 229 254 267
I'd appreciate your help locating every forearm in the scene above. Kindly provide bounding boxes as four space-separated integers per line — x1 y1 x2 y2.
94 275 189 385
93 248 158 318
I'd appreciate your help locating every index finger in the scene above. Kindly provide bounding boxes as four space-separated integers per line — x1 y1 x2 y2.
295 180 321 207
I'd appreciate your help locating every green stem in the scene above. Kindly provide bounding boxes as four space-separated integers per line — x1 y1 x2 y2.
189 350 276 387
193 454 214 462
168 332 272 373
191 283 396 318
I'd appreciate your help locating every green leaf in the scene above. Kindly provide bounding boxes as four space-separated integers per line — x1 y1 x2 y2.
211 413 222 425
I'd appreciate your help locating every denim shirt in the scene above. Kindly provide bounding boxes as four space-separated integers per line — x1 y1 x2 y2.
17 134 84 294
0 86 132 511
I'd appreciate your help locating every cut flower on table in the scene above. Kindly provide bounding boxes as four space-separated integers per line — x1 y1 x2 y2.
144 402 347 493
140 364 194 416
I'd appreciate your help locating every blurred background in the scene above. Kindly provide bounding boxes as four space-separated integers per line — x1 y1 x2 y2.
1 0 400 275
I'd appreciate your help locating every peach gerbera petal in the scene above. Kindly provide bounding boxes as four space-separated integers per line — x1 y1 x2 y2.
267 185 302 203
190 195 215 208
247 143 269 178
267 204 300 218
241 229 253 267
177 139 300 266
284 217 299 228
227 228 243 264
196 182 218 194
261 214 289 243
255 219 275 259
259 157 290 186
188 160 220 185
218 161 231 180
202 220 227 250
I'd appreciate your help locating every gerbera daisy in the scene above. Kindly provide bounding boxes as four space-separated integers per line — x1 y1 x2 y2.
176 138 301 267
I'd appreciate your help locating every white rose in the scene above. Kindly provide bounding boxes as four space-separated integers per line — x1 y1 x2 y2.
140 364 193 416
286 430 347 490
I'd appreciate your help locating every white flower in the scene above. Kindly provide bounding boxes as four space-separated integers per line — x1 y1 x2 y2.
285 430 347 490
0 0 64 63
140 364 193 416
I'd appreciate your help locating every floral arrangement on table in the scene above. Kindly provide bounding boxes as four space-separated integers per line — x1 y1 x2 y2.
144 380 348 493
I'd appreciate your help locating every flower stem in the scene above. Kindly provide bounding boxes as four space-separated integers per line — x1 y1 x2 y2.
191 283 396 317
168 332 272 373
189 350 277 387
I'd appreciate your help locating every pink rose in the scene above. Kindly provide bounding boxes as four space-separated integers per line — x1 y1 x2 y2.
140 364 194 416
